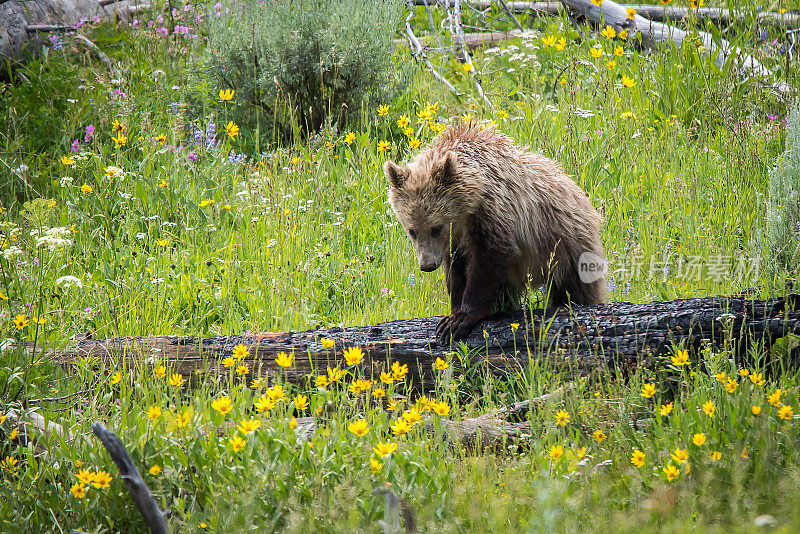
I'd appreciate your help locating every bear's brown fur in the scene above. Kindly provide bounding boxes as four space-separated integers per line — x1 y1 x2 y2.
384 123 606 342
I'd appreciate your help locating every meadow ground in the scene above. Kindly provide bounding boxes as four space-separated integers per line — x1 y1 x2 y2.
2 1 800 531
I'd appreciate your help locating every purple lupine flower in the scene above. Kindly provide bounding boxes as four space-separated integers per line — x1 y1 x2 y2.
156 27 169 37
71 139 80 152
85 124 95 142
188 152 198 162
49 34 63 50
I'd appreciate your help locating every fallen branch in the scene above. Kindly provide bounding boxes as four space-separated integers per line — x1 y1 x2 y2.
50 296 800 393
291 391 561 449
70 33 116 74
404 1 463 97
91 421 170 534
560 0 794 97
451 0 491 104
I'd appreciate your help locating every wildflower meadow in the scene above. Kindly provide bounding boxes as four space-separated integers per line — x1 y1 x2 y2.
2 0 800 532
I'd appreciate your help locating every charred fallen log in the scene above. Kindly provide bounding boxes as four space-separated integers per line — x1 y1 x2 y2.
48 296 800 392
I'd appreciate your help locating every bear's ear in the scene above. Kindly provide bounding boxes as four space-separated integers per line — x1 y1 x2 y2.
432 151 457 186
384 161 408 189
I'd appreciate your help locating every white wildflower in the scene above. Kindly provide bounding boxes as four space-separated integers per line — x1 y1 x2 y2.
33 227 72 252
2 246 23 260
105 166 125 179
56 275 83 290
60 176 74 187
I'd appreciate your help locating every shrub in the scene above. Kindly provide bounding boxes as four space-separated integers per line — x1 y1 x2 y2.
766 104 800 275
205 0 403 139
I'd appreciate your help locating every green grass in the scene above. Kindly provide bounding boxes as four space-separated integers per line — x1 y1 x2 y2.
2 1 800 532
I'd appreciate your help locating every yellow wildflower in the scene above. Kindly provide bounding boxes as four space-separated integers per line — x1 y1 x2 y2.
237 419 261 434
320 337 335 349
725 378 737 393
149 464 161 475
593 429 607 442
380 371 395 384
275 351 294 367
80 183 94 194
154 365 166 378
169 373 184 387
768 389 783 407
626 7 636 19
348 418 370 437
641 383 656 398
549 444 564 459
92 471 113 489
778 405 794 420
225 121 239 139
692 433 706 446
432 401 450 416
749 372 766 386
13 315 28 329
377 105 389 116
343 346 365 366
435 357 449 371
233 344 249 360
327 367 346 382
710 450 722 461
671 350 689 366
391 418 412 435
391 361 408 381
370 457 383 474
254 395 276 413
663 464 680 482
211 396 233 416
373 442 398 458
702 400 715 416
219 88 235 101
631 449 645 468
671 448 689 463
229 435 246 452
147 406 162 420
752 405 762 415
70 482 86 498
600 26 616 39
554 410 570 426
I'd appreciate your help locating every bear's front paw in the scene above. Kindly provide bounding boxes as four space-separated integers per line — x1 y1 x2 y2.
435 315 453 342
435 310 478 343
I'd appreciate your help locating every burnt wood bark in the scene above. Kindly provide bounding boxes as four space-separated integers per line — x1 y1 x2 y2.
50 296 800 393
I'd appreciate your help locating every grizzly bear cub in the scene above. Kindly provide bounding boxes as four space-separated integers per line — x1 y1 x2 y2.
384 123 605 342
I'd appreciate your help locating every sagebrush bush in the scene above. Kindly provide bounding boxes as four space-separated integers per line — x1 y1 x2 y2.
766 104 800 275
205 0 402 139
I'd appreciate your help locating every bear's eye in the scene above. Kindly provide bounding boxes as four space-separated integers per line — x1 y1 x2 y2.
408 229 417 239
430 226 443 238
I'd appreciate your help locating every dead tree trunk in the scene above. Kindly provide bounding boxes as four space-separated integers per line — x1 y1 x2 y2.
49 296 800 393
413 1 800 28
0 0 146 62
